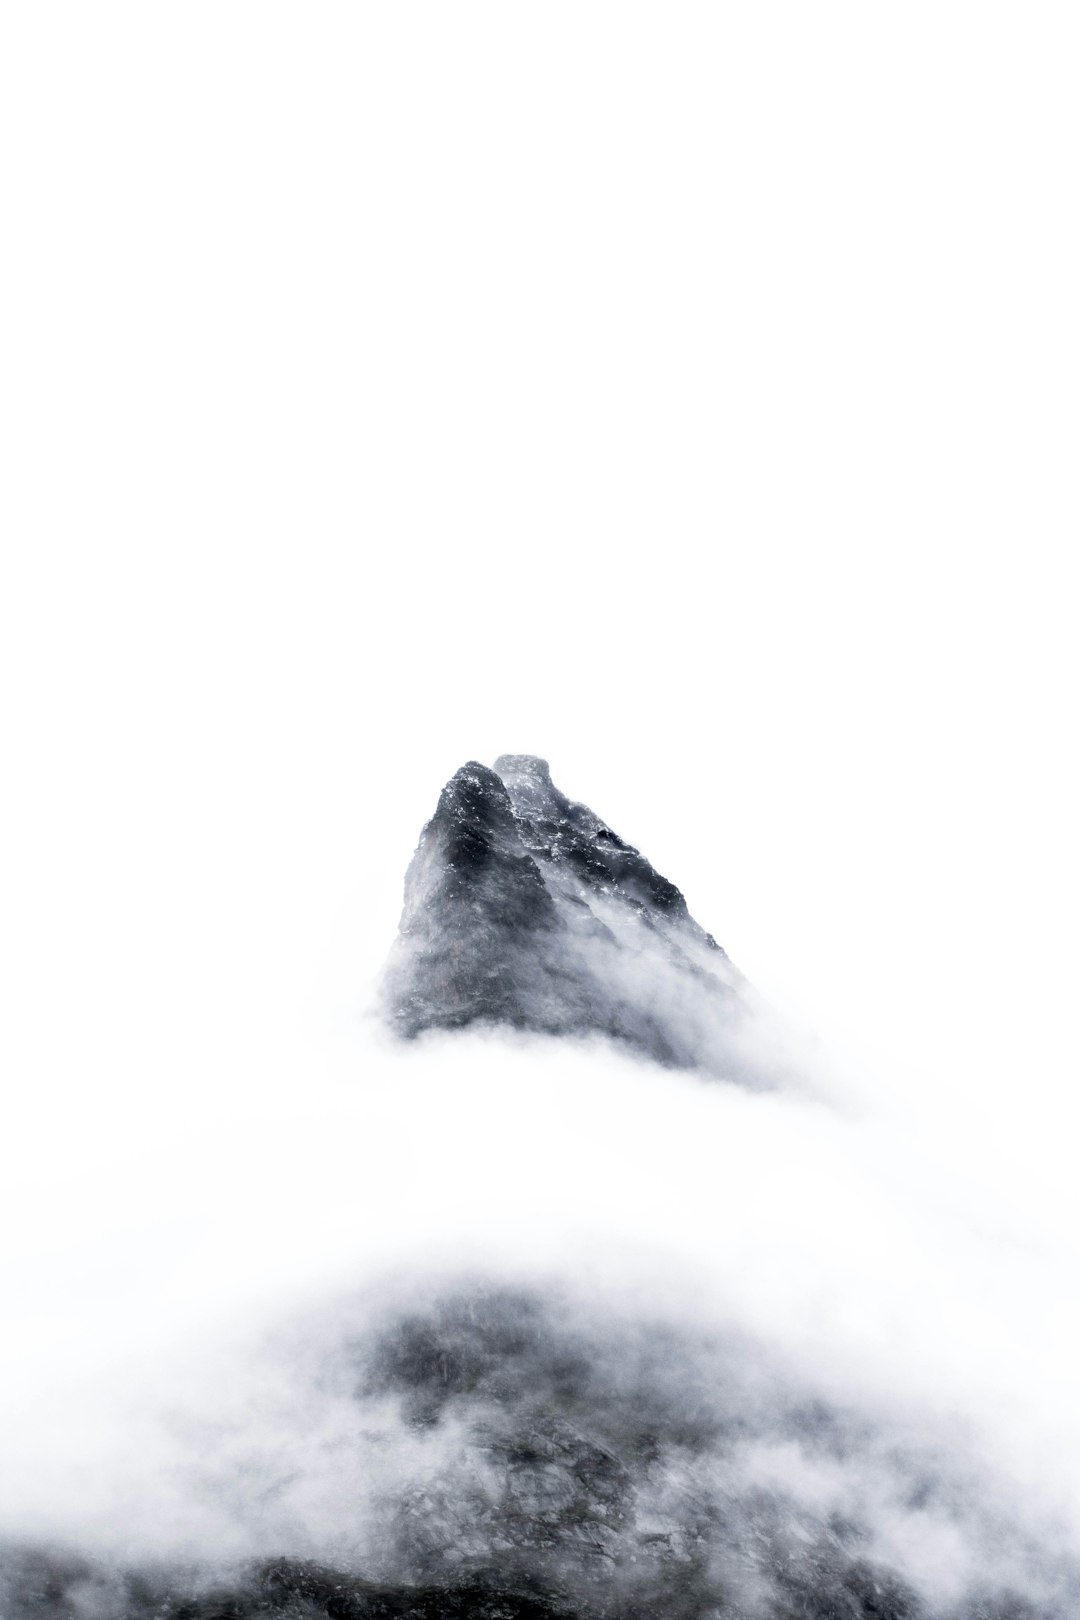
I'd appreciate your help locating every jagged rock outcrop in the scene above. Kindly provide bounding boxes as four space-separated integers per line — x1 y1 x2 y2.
384 756 774 1082
4 1286 1071 1619
4 763 1070 1620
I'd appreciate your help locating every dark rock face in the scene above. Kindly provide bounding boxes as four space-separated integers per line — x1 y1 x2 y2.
3 763 1070 1619
347 1288 1071 1620
3 1287 1070 1620
384 756 773 1082
0 1547 575 1620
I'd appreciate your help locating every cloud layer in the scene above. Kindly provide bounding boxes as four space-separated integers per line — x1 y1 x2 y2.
3 1022 1080 1615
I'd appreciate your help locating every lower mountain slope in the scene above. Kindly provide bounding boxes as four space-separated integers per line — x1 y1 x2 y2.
2 1286 1069 1620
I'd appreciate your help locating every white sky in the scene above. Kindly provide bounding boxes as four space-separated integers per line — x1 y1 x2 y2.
1 6 1079 1530
4 4 1077 1106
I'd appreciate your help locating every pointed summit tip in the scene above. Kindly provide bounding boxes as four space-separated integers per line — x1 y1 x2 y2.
429 760 522 857
493 755 564 820
383 753 766 1078
438 759 507 805
494 754 551 781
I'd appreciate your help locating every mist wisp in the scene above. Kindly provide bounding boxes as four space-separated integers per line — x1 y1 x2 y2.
3 759 1078 1619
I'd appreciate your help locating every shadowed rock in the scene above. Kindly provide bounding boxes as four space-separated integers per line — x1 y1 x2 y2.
384 756 779 1082
5 769 1071 1620
4 1286 1071 1619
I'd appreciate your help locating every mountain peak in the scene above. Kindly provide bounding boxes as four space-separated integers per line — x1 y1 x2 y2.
428 761 522 863
384 756 774 1083
493 752 552 781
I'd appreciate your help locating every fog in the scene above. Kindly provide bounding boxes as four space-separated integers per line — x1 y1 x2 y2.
3 4 1079 1615
4 996 1080 1609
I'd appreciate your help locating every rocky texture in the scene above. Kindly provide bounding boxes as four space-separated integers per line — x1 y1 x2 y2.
384 756 777 1083
2 1285 1071 1619
0 1547 574 1620
4 767 1071 1618
346 1287 1074 1620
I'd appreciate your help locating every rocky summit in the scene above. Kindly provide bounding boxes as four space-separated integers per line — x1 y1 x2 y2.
5 763 1070 1620
383 755 777 1083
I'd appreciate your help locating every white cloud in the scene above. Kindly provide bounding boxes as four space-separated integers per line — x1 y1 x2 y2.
1 4 1078 1611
